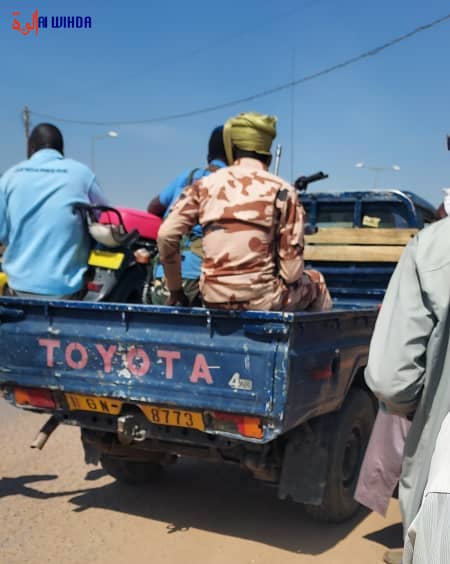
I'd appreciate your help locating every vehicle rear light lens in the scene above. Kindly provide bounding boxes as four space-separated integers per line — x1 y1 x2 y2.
207 411 263 439
14 387 56 409
87 282 103 292
134 248 151 264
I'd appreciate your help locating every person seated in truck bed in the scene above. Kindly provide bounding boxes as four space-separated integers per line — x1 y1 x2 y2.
157 111 331 311
0 123 108 299
147 126 227 306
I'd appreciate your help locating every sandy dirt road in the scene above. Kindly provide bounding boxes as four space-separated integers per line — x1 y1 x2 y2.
0 401 402 564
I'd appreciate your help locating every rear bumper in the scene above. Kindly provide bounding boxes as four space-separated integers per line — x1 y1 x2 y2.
1 384 283 444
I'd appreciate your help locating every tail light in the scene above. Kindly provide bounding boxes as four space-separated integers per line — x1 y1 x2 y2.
14 387 56 409
87 281 103 293
206 411 263 439
134 248 151 264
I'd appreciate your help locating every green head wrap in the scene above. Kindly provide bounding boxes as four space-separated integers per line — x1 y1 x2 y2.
223 112 277 165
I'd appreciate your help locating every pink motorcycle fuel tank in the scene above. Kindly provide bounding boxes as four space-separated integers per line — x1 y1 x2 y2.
99 208 161 241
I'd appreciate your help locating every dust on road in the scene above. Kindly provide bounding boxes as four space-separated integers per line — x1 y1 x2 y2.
0 402 402 564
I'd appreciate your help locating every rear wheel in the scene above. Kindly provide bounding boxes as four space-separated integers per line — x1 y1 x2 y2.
304 388 376 523
100 454 162 485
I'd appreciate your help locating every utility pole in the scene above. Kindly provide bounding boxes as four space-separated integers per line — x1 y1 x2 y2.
91 131 119 172
22 106 31 153
290 48 296 183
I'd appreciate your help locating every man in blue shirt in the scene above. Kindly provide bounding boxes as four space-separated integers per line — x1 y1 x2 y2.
0 123 108 298
147 126 227 305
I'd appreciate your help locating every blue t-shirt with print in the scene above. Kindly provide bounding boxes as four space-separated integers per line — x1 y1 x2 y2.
155 159 226 279
0 149 108 295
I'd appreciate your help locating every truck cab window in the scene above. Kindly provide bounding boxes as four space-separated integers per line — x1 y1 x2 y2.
316 203 355 228
361 202 409 228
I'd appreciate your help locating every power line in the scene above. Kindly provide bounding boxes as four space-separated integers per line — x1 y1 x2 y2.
121 0 323 82
31 12 450 127
46 0 325 109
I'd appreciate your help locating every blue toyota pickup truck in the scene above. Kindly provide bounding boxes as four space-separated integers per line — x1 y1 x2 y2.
0 189 435 523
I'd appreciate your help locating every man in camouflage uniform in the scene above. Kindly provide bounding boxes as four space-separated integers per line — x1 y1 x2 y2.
157 112 331 311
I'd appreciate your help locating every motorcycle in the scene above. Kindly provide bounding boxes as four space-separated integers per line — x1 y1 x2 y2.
74 204 161 303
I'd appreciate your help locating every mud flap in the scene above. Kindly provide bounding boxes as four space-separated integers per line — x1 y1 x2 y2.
81 429 101 465
278 417 332 505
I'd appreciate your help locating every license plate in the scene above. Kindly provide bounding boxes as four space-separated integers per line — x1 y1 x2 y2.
65 393 205 431
88 250 124 269
140 405 204 430
65 393 122 414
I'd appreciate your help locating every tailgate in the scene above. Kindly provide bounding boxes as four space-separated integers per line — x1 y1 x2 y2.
0 300 290 418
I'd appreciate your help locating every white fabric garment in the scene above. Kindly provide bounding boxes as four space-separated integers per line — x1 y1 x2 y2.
442 188 450 216
403 412 450 564
355 409 411 516
365 217 450 532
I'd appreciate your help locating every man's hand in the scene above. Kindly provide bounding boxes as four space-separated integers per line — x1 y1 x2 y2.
147 196 167 218
165 289 189 307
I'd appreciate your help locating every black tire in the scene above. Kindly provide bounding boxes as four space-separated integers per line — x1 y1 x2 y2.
100 454 162 485
304 388 376 523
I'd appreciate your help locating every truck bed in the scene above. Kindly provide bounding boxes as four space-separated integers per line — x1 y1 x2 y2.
0 298 377 443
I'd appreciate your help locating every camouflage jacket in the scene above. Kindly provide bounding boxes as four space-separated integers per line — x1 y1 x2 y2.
157 158 305 306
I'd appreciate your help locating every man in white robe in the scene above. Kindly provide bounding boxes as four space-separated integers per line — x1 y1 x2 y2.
403 412 450 563
365 216 450 563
